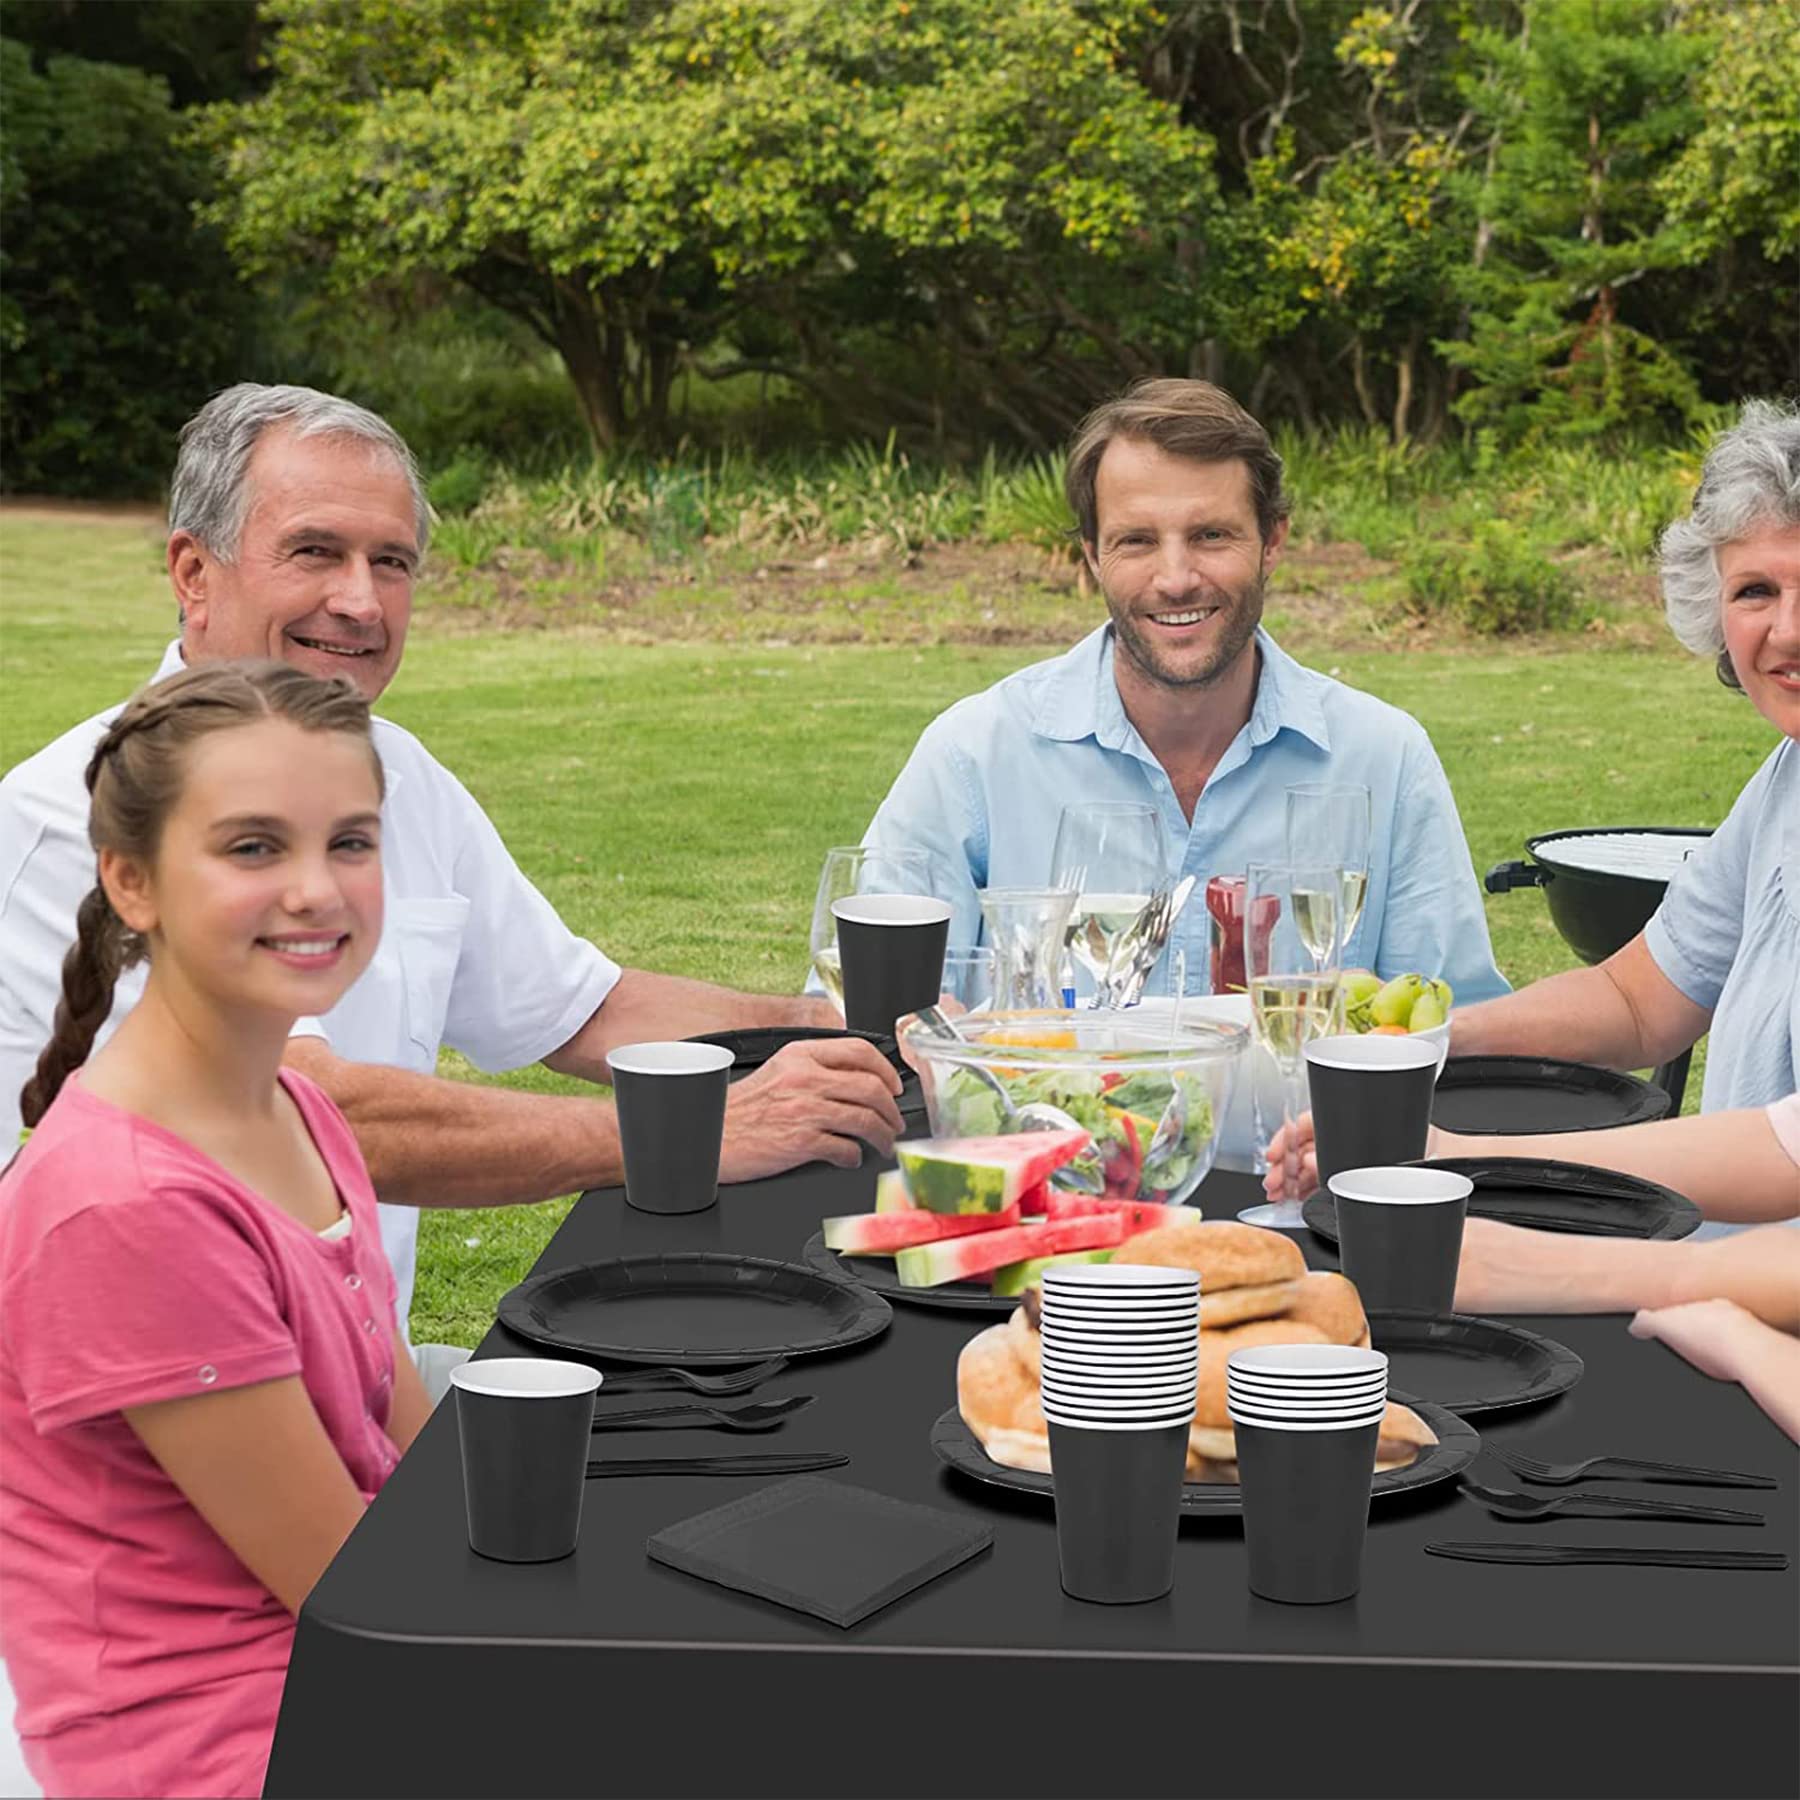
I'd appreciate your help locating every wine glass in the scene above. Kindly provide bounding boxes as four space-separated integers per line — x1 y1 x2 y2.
809 844 936 1012
1050 802 1167 1005
939 947 996 1013
1237 859 1343 1229
1285 783 1372 967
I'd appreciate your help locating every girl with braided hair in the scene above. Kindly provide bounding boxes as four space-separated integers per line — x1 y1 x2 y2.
0 662 433 1798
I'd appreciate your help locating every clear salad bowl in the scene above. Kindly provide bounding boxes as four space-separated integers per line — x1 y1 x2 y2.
898 1009 1248 1208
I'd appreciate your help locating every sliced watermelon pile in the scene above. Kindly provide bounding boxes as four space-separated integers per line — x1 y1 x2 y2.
821 1130 1132 1291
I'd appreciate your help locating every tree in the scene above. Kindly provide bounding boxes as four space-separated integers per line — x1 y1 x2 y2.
1441 0 1708 445
197 0 1214 452
0 38 257 494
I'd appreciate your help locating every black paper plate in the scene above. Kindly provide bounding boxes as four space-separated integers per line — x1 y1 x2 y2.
802 1230 1025 1315
1431 1056 1671 1134
1362 1309 1582 1415
498 1253 892 1366
1304 1157 1702 1244
688 1027 927 1120
930 1399 1479 1516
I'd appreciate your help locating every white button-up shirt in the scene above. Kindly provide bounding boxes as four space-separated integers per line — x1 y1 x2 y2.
0 644 621 1325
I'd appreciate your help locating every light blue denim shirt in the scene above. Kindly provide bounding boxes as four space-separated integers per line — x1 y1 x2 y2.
1645 737 1799 1117
862 624 1510 1005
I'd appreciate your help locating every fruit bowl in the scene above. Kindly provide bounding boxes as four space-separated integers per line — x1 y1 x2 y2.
897 1009 1248 1207
1341 970 1452 1063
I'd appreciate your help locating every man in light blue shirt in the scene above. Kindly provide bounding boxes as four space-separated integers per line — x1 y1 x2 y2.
860 379 1509 1007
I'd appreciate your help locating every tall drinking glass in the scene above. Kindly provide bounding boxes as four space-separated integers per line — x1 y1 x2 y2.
1050 803 1167 1006
810 845 937 1010
979 888 1078 1012
1285 784 1372 966
1237 860 1343 1229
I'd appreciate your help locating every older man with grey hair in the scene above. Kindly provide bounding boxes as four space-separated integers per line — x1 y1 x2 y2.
0 385 906 1335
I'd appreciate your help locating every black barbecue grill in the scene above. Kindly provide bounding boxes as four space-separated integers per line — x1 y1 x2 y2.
1486 826 1713 1111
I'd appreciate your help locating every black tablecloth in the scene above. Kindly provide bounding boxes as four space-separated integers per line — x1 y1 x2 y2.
267 1163 1799 1799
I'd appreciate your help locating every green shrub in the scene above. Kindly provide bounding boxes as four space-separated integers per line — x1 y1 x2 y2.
980 450 1077 556
1400 523 1581 635
427 451 493 518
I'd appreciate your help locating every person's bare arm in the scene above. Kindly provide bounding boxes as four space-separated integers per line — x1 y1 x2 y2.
285 1030 904 1209
542 968 841 1080
1448 1108 1800 1224
1629 1301 1800 1443
284 1036 626 1207
384 1331 434 1451
125 1376 370 1616
1449 935 1712 1069
1455 1219 1800 1332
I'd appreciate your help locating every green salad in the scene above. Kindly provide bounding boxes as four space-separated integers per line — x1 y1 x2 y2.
937 1064 1216 1201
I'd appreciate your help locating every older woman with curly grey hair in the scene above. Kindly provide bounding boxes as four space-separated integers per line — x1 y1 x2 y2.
1449 398 1799 1236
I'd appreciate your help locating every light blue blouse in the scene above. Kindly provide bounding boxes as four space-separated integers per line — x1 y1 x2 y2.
1646 737 1800 1117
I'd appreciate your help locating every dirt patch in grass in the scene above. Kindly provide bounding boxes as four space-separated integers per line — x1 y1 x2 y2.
415 533 1673 656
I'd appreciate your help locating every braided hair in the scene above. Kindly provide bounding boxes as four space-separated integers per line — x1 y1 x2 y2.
18 662 381 1129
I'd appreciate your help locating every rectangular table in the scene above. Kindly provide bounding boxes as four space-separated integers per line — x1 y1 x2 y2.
267 1162 1798 1799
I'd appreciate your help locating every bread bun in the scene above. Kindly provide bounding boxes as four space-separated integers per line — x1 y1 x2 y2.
1199 1278 1301 1329
1278 1271 1367 1346
957 1322 1050 1473
1114 1219 1305 1290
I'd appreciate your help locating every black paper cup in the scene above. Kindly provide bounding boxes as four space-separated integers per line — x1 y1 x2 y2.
1304 1035 1442 1189
1329 1166 1473 1313
451 1359 604 1563
610 1041 735 1215
831 895 952 1035
1230 1413 1383 1604
1047 1419 1190 1604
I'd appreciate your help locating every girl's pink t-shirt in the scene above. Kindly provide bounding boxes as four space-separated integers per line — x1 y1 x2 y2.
0 1070 402 1799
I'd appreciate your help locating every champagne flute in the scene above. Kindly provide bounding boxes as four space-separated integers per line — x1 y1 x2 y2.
1237 860 1343 1229
809 845 935 1010
1050 802 1167 1005
1285 783 1372 965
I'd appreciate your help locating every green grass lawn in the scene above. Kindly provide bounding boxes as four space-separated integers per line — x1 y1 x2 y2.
1 512 1778 1343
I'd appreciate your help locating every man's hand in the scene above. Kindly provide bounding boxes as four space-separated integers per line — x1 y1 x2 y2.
719 1037 905 1180
1628 1298 1760 1383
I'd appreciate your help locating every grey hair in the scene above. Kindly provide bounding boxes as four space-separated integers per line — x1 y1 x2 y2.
1659 398 1800 667
168 383 433 563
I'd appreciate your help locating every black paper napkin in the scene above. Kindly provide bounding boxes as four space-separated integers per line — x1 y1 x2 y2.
646 1476 993 1628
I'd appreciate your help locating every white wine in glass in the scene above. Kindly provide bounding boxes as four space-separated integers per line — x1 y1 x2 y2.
1337 867 1370 946
1286 783 1371 965
1050 802 1166 1002
1248 971 1342 1062
1237 859 1343 1228
811 945 845 1008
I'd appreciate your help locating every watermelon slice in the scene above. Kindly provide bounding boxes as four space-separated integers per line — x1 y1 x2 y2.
1042 1193 1197 1233
874 1170 916 1214
823 1203 1021 1255
895 1214 1125 1287
990 1248 1115 1296
897 1131 1092 1215
1017 1179 1049 1218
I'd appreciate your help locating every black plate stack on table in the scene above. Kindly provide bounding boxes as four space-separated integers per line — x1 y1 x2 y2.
498 1252 892 1366
1430 1055 1671 1134
1303 1157 1702 1243
687 1026 929 1128
1363 1310 1583 1415
930 1399 1481 1515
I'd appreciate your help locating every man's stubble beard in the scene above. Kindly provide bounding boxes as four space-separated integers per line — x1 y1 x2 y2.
1105 568 1267 694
